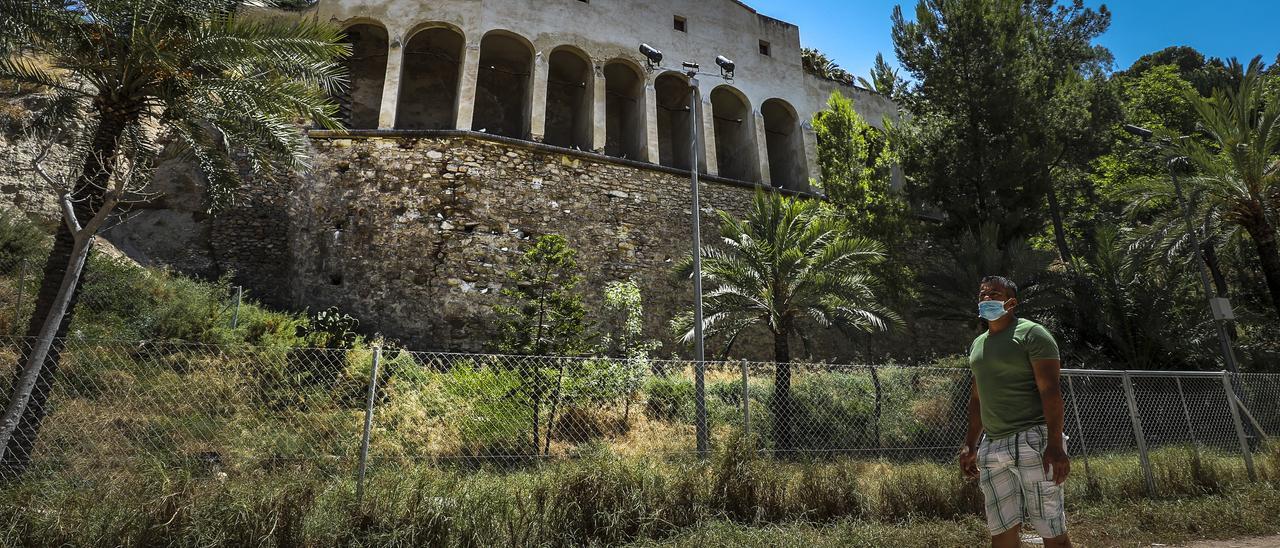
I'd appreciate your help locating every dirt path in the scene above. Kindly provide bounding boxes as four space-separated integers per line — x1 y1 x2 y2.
1178 535 1280 547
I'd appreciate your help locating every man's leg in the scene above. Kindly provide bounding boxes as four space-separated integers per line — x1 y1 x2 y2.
991 526 1021 548
1043 534 1071 548
1021 428 1069 547
978 436 1025 548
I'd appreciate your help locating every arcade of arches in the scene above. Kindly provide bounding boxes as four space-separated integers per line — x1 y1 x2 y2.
336 23 811 190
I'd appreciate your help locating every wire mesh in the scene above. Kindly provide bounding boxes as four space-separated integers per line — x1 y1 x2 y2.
0 333 1276 492
0 337 369 482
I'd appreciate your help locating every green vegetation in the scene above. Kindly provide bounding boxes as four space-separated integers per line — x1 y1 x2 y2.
673 191 900 452
0 0 348 475
0 439 1275 547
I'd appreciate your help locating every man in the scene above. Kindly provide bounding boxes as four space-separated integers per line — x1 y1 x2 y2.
959 276 1071 548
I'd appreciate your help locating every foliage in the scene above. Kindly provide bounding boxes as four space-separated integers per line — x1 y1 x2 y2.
643 375 695 422
1064 226 1205 369
891 0 1113 245
676 191 900 359
492 234 593 455
800 48 853 85
493 234 591 357
296 307 360 350
0 443 1270 547
0 0 348 210
675 191 899 450
600 279 660 360
856 53 906 101
0 0 349 475
812 93 906 240
1120 46 1235 97
811 92 916 308
1174 57 1280 318
918 223 1060 326
0 211 48 275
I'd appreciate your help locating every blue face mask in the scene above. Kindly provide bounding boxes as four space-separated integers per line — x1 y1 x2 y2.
978 300 1008 321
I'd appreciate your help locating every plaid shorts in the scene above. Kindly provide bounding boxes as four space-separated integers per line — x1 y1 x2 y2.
977 425 1068 538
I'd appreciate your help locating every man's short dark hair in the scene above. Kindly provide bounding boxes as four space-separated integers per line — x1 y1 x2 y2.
980 275 1018 297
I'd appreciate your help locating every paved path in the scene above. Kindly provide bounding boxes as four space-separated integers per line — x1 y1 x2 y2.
1020 534 1280 547
1178 535 1280 547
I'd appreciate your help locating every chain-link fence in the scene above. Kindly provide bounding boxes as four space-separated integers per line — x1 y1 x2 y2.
0 336 1274 498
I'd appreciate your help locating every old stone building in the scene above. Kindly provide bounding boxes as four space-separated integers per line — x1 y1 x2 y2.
309 0 897 190
0 0 898 359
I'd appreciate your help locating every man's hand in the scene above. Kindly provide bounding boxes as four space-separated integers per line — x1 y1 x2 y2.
1042 444 1070 485
958 446 979 480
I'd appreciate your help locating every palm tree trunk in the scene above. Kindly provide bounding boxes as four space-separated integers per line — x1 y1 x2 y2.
1244 215 1280 319
0 230 94 467
1 104 132 476
1047 185 1074 264
771 329 794 454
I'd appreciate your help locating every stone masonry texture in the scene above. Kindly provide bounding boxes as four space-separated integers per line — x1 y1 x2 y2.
290 133 766 355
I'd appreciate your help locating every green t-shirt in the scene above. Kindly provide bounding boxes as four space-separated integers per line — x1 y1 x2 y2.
968 317 1060 440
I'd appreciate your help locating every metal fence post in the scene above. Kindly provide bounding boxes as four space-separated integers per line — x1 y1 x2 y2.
740 360 749 444
1221 371 1256 481
231 286 242 329
1175 377 1199 449
1065 375 1093 486
356 346 382 505
1122 372 1156 497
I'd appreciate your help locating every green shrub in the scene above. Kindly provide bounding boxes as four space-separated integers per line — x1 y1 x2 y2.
645 376 694 422
230 304 308 348
437 361 533 456
0 209 49 275
296 306 360 349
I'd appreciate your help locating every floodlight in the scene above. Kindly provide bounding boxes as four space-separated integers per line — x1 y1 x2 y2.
715 55 735 76
639 43 663 67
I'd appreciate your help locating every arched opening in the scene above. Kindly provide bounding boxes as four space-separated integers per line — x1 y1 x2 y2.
654 72 704 172
544 47 593 149
603 60 645 160
762 99 808 190
396 26 464 130
473 31 534 139
709 86 759 182
337 23 387 129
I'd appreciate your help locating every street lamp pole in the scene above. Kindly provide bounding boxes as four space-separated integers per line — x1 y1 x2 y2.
640 44 735 458
1123 124 1240 374
687 70 709 457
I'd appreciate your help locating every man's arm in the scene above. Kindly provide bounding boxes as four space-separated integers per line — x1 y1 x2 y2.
959 378 982 479
1032 358 1070 484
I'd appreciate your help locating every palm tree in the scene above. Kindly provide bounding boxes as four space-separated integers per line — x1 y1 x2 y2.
1086 226 1202 369
856 52 905 100
0 0 346 475
801 47 853 85
1127 175 1244 311
1177 57 1280 318
676 191 899 452
918 223 1062 325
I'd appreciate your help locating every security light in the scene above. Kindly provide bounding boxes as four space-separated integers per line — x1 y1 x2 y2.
639 43 663 69
715 55 735 78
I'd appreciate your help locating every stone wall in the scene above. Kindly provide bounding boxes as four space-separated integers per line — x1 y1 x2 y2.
0 131 294 307
288 131 847 358
2 126 861 359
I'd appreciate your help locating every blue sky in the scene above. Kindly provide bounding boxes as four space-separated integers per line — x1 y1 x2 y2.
747 0 1280 78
